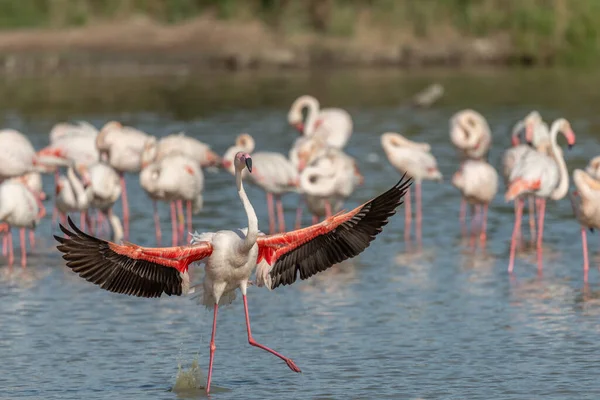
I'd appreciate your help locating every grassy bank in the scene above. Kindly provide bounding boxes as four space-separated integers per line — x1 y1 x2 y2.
0 0 598 70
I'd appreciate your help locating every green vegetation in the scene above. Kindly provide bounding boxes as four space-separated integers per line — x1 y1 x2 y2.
0 0 598 66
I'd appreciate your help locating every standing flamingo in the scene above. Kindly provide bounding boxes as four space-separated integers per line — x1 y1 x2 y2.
505 118 576 273
141 132 221 168
570 169 600 282
49 120 98 143
452 160 498 248
55 162 92 229
0 129 40 180
381 132 442 246
55 152 411 395
9 172 47 249
140 155 204 246
85 162 123 242
0 180 44 267
449 109 492 233
96 121 153 240
223 134 298 234
288 95 352 149
584 156 600 180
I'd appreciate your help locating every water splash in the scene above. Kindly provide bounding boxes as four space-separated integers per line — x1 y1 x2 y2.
172 355 205 393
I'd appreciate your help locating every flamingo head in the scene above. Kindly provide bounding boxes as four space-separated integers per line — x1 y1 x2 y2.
293 122 304 134
55 181 64 195
234 152 252 173
75 164 92 188
560 119 576 149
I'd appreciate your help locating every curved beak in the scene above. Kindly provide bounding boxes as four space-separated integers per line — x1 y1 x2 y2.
245 157 252 173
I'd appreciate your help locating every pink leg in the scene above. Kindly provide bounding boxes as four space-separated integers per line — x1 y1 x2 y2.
2 234 7 257
243 294 301 372
295 197 303 230
176 199 184 241
470 205 480 249
460 197 467 236
528 195 536 244
508 199 524 273
325 201 332 219
7 229 13 266
120 175 129 240
59 212 67 226
19 228 26 268
416 181 422 246
582 226 589 283
170 201 178 247
405 187 412 242
312 215 318 225
186 200 192 236
80 211 86 231
266 193 275 234
480 204 488 247
206 304 218 395
153 201 162 246
536 198 546 270
29 230 35 250
275 196 285 233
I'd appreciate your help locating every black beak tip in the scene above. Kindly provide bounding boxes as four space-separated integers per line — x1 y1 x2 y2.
526 141 533 146
568 144 574 150
245 158 252 173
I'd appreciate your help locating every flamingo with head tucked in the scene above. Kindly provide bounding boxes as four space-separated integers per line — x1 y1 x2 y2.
141 132 221 169
55 151 411 395
288 95 352 149
96 121 154 241
0 129 41 180
381 132 442 246
570 170 600 282
506 118 576 273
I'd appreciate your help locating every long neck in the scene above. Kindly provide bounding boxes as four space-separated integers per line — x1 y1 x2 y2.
236 168 258 250
66 165 88 208
107 210 124 243
549 123 569 200
303 97 320 137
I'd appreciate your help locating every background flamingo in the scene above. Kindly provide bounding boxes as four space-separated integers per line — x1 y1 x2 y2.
55 162 92 229
506 118 576 273
85 162 123 242
287 95 352 149
570 169 600 282
141 132 221 169
55 151 411 395
96 121 154 240
0 129 41 180
381 132 442 246
452 159 498 248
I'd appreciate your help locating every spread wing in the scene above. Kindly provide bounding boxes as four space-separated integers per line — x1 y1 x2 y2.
256 175 411 289
55 216 212 298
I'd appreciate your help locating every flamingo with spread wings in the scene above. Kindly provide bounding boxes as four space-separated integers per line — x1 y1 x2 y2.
55 151 411 394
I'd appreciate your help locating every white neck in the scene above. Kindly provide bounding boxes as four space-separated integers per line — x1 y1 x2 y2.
302 96 320 137
66 165 89 209
236 168 258 251
549 121 569 200
107 209 124 243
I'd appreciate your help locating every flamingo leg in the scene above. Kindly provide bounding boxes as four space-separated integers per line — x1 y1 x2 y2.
416 181 422 246
528 195 536 244
206 303 218 395
170 201 178 246
19 228 26 268
120 174 129 241
59 212 67 226
186 200 192 237
7 228 13 266
404 187 412 243
266 193 275 235
460 197 467 236
29 230 35 250
80 211 86 231
2 234 7 257
325 200 332 219
470 204 480 249
508 199 524 273
243 294 301 372
294 196 303 230
86 212 93 235
480 204 488 247
312 215 318 225
536 198 546 270
52 170 59 229
275 196 285 233
152 200 162 246
582 226 589 283
176 199 184 241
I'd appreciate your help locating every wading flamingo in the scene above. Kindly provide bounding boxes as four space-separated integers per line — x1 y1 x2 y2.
288 95 352 149
55 162 92 229
381 132 442 246
452 160 498 248
0 129 40 180
0 180 45 267
505 118 576 273
141 132 221 169
96 121 153 240
449 109 492 233
55 151 411 395
49 121 98 143
9 172 47 249
223 133 298 234
85 162 122 242
570 169 600 282
585 156 600 180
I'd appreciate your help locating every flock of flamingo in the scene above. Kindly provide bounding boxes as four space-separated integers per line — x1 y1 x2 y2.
0 93 597 393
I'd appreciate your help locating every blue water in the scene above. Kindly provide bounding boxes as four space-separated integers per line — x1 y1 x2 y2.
1 69 600 399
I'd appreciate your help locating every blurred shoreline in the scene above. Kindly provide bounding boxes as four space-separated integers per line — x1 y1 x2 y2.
0 16 539 77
